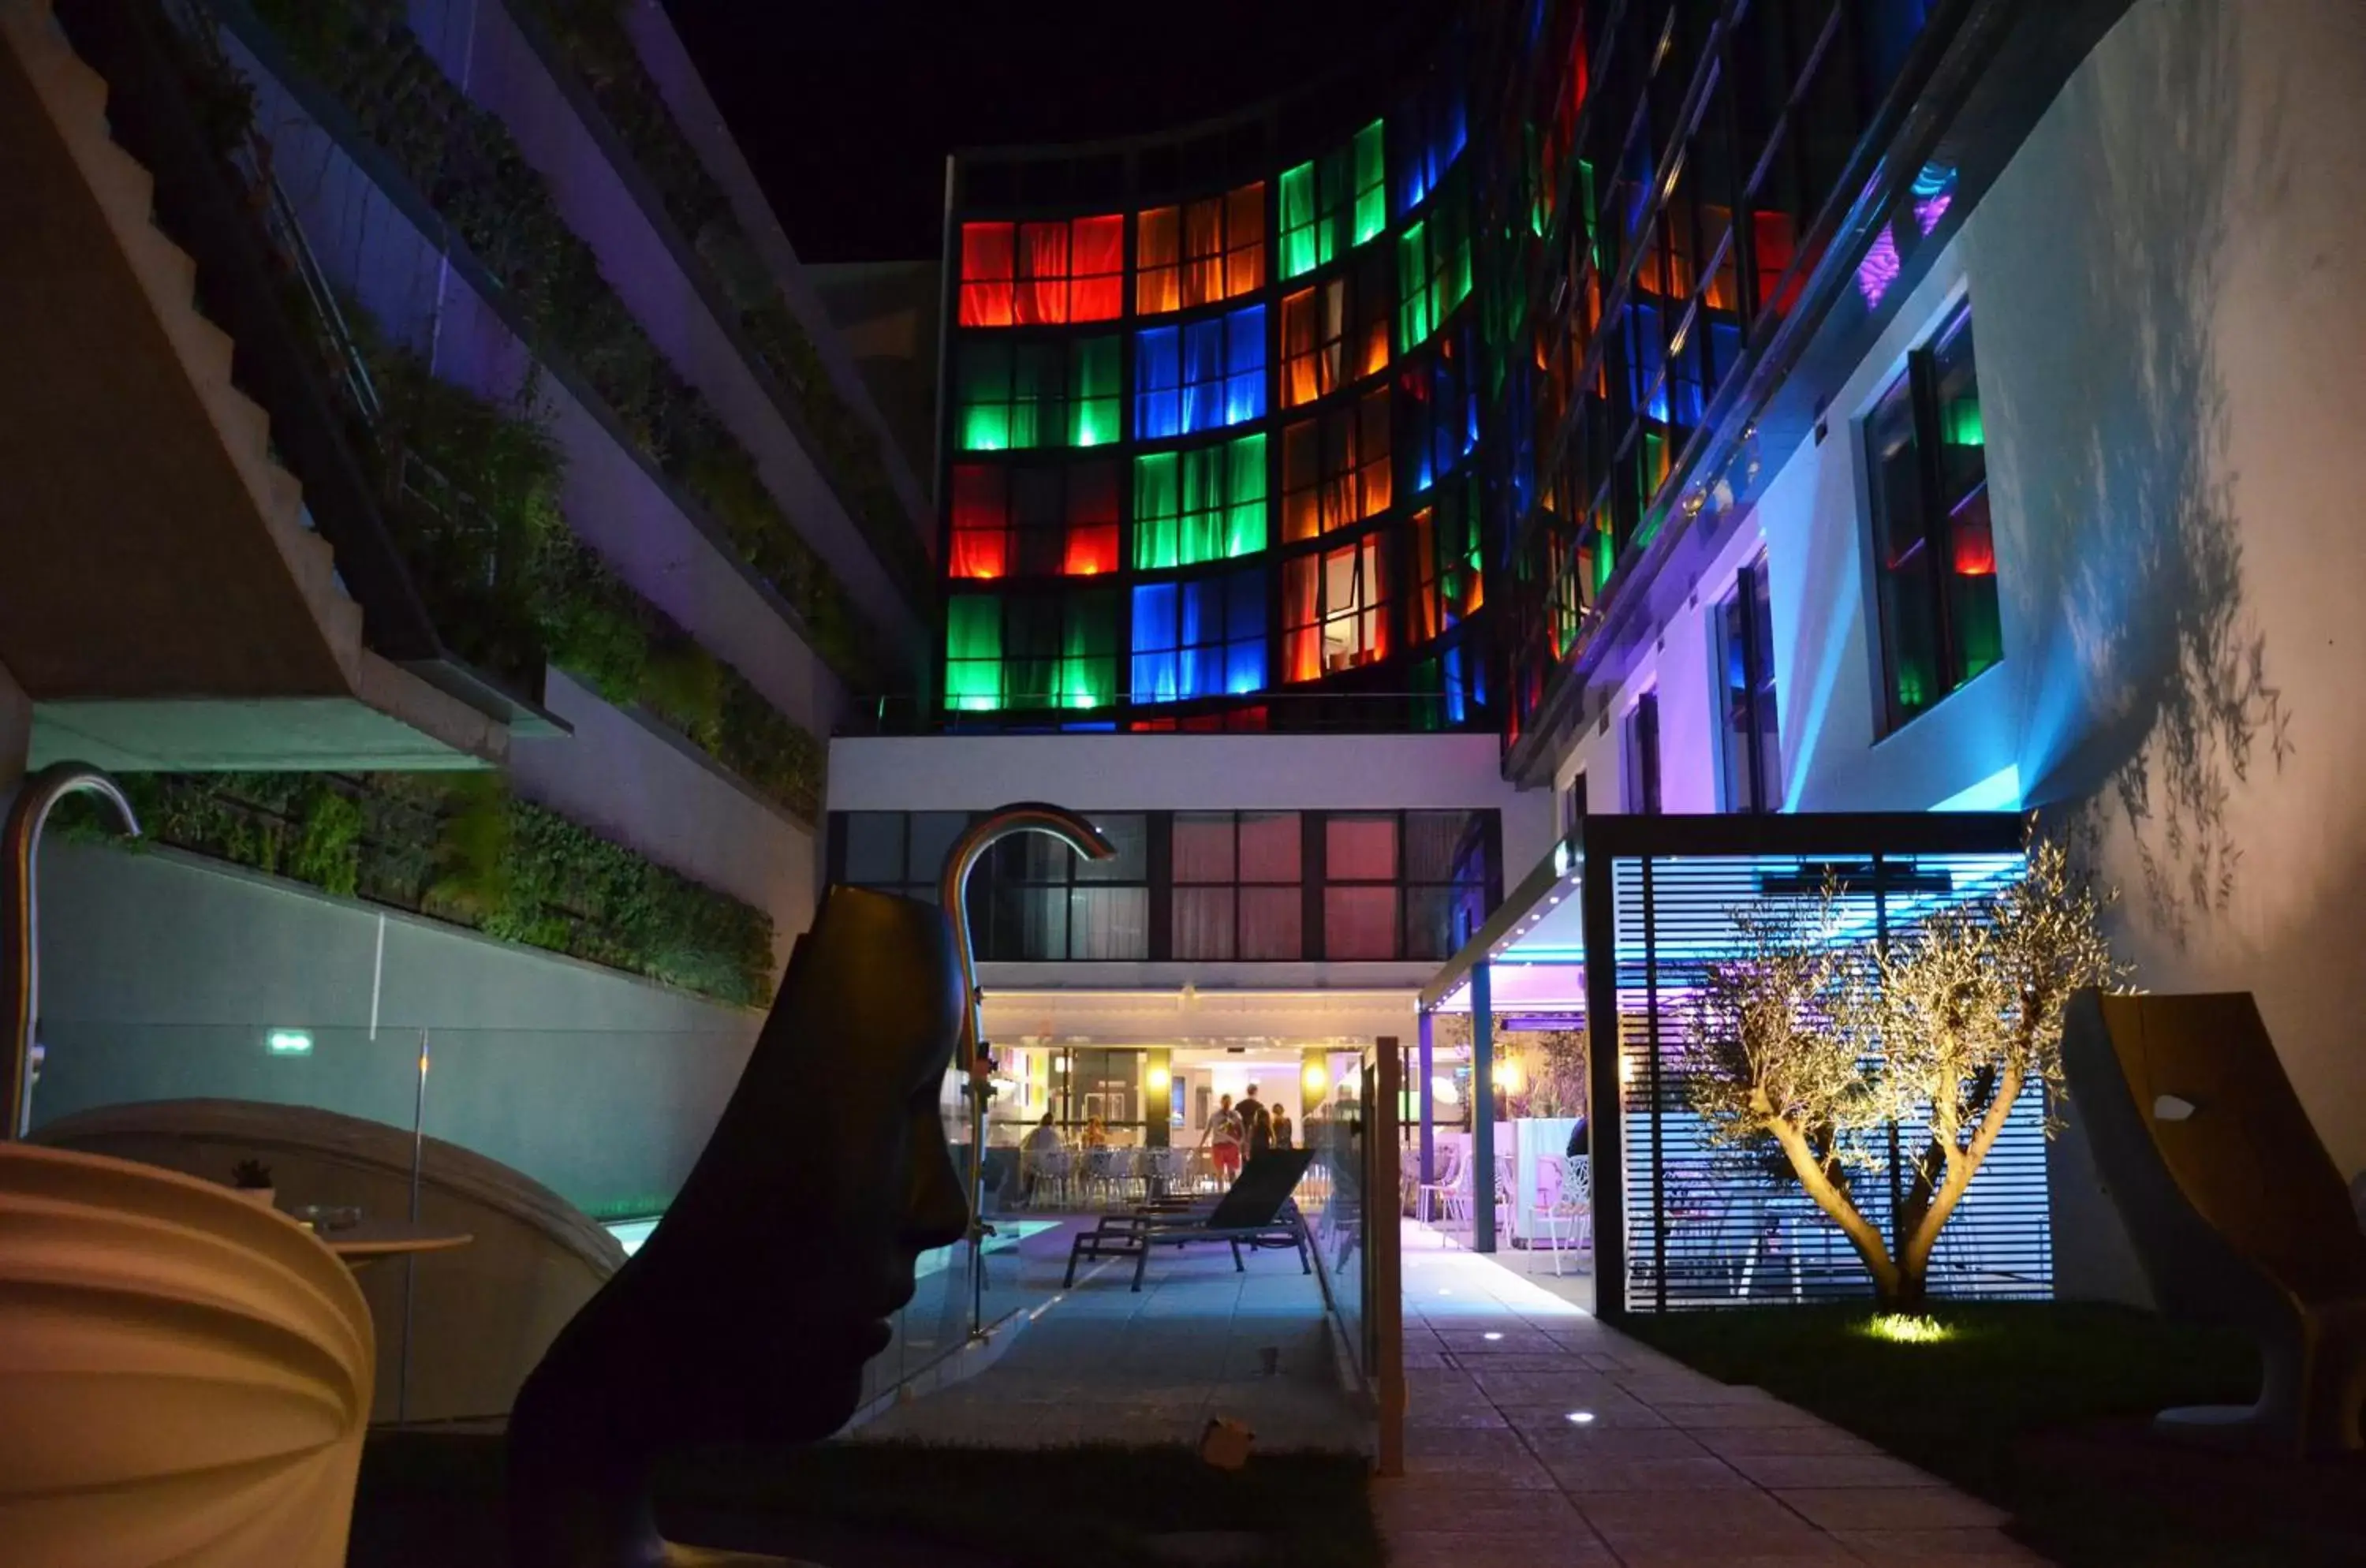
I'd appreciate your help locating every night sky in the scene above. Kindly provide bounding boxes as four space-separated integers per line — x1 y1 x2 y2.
666 0 1451 264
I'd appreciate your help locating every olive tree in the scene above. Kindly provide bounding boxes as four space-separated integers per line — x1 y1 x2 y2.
1685 834 2123 1310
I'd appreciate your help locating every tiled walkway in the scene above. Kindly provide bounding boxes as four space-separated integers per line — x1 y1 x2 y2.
1382 1231 2043 1566
853 1219 1363 1452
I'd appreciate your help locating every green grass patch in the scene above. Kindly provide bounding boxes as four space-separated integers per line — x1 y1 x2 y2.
1617 1302 2366 1566
352 1431 1378 1568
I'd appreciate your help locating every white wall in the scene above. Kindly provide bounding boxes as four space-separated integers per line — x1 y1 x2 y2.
1617 0 2366 1185
830 732 1558 885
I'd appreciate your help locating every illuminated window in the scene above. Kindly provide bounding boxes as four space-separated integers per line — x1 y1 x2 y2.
1137 182 1266 315
1278 249 1390 407
949 461 1120 580
1396 188 1472 350
1398 330 1478 494
1135 305 1266 439
1866 304 1993 730
1278 121 1387 278
1130 568 1267 703
956 338 1121 451
1410 477 1483 644
1280 389 1391 543
946 590 1121 713
958 217 1122 327
1133 435 1267 569
1391 71 1467 216
1716 556 1781 813
1173 812 1304 961
1282 534 1389 681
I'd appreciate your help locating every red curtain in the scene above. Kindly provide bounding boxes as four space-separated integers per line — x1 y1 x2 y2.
1015 221 1071 325
1070 215 1125 323
1753 211 1804 317
1063 461 1121 575
949 465 1007 578
1136 207 1181 315
958 223 1014 327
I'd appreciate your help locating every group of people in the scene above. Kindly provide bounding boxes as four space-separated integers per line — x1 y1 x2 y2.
1196 1084 1293 1185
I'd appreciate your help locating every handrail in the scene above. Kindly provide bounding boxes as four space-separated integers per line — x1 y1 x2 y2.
4 764 142 1141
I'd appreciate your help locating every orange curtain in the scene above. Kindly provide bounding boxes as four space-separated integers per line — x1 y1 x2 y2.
1353 390 1392 521
1283 554 1322 681
1224 182 1266 298
1136 207 1181 315
1015 221 1071 325
1280 289 1320 407
958 223 1014 327
1070 216 1125 323
1281 420 1321 542
1182 196 1225 308
1409 508 1439 642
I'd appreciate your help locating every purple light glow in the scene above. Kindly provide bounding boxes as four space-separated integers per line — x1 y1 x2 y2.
1855 224 1903 310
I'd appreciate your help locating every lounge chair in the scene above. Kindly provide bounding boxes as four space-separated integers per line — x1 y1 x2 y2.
1065 1148 1315 1291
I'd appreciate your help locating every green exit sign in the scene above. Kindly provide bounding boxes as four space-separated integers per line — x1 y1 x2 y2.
266 1030 314 1057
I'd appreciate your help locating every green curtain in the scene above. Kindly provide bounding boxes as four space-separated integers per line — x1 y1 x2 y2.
1279 162 1319 278
1353 121 1387 245
1069 337 1120 446
1222 434 1268 559
1133 451 1181 569
1059 594 1112 709
945 595 1004 711
957 344 1010 452
1398 223 1435 349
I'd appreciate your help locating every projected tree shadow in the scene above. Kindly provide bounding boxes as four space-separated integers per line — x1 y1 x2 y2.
1998 0 2294 948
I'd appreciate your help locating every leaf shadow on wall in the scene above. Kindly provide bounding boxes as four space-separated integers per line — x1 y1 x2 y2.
1993 0 2296 950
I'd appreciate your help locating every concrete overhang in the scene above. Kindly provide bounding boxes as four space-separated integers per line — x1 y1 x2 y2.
0 0 506 771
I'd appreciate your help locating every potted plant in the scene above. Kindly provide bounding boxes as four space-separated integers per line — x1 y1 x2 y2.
230 1158 275 1210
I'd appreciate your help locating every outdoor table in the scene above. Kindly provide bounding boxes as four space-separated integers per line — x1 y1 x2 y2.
315 1220 474 1271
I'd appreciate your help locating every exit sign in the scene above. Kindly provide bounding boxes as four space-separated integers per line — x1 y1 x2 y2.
266 1030 313 1057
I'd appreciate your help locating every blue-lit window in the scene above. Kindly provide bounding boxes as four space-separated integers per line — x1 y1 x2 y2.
1130 569 1268 703
1625 301 1670 424
1136 305 1267 439
1391 57 1468 215
1399 330 1479 496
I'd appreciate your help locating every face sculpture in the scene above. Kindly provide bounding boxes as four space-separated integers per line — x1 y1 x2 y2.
507 886 972 1566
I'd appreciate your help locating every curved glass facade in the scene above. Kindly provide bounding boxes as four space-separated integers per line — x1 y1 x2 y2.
939 0 1951 745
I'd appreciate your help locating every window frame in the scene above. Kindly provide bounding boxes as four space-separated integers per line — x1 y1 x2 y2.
949 459 1121 581
1137 182 1268 315
1282 531 1392 682
1280 388 1394 543
1134 304 1268 439
1623 688 1662 814
1715 556 1782 813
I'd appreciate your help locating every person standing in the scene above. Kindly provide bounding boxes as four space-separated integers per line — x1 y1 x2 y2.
1239 1082 1273 1163
1021 1111 1062 1204
1200 1092 1244 1185
1269 1102 1295 1151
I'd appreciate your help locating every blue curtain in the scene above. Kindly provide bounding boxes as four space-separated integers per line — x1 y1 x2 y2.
1136 327 1182 439
1130 581 1179 702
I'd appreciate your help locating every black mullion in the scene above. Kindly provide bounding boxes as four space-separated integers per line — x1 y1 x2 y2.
1148 810 1174 961
1909 345 1960 696
1304 809 1327 961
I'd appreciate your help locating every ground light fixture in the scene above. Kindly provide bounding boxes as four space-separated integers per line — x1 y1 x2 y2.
1863 1313 1954 1345
1483 1331 1504 1341
1566 1411 1596 1424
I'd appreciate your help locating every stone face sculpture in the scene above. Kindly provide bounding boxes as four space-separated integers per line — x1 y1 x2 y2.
506 884 972 1567
2061 988 2366 1457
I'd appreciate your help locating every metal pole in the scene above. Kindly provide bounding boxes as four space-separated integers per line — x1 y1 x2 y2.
1416 1010 1435 1185
1472 961 1495 1253
399 1027 427 1424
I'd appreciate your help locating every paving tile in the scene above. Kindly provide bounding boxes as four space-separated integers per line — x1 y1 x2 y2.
1723 1452 1944 1489
1519 1425 1715 1462
1446 1352 1595 1372
1544 1454 1756 1492
1405 1404 1513 1428
1695 1424 1885 1458
1777 1488 2012 1532
1650 1398 1832 1428
1380 1529 1619 1567
1402 1351 1456 1369
1469 1370 1633 1401
1574 1487 1825 1534
1376 1485 1583 1534
1831 1527 2051 1563
1495 1398 1670 1432
1398 1449 1562 1490
1403 1424 1535 1459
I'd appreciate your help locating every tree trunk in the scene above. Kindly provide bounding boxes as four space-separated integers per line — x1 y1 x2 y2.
1763 1118 1900 1303
1898 1063 2028 1308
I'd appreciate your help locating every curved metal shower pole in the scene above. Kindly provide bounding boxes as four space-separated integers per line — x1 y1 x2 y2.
5 763 142 1141
938 803 1114 1337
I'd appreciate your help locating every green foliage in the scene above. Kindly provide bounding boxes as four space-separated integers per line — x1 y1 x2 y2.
84 771 772 1006
513 0 932 607
248 0 886 686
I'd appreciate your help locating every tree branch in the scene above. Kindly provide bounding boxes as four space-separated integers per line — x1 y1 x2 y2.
1763 1116 1900 1299
1902 1062 2027 1283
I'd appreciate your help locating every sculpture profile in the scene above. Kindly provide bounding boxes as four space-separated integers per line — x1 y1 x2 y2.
506 883 972 1567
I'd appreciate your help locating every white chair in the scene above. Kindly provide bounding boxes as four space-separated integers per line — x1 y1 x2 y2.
1416 1144 1463 1226
1531 1154 1594 1275
1030 1149 1073 1208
